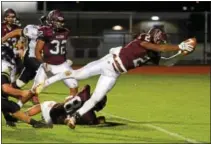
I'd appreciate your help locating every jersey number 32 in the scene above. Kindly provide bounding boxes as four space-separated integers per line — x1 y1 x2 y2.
50 40 67 55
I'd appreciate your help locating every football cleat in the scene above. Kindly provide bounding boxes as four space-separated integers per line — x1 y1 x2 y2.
6 121 16 127
65 117 76 129
35 82 44 94
32 121 51 128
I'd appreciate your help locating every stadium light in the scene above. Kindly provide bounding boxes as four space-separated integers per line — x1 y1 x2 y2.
151 16 159 21
112 25 123 31
183 6 187 11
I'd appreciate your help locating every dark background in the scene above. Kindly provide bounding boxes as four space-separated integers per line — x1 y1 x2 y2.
37 1 210 12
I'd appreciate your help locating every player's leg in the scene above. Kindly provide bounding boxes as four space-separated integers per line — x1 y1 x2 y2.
77 75 117 116
2 98 48 128
26 58 42 104
62 64 79 96
31 64 48 93
25 104 41 116
66 75 118 129
43 59 103 89
17 65 47 107
63 78 78 96
12 67 39 105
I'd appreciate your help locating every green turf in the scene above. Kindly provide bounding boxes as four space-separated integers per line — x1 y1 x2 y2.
2 74 210 143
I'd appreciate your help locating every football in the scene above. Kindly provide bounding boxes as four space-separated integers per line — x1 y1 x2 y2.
181 37 197 55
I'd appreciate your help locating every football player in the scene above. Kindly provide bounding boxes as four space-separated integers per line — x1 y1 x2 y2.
1 46 49 128
35 27 196 129
1 8 23 75
1 8 24 125
1 15 49 105
25 85 106 127
19 9 78 107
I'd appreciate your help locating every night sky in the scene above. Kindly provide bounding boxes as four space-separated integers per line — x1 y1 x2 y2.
37 1 211 12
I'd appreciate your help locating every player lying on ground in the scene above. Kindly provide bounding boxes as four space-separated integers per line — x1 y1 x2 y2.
25 85 106 127
1 47 49 128
35 27 197 129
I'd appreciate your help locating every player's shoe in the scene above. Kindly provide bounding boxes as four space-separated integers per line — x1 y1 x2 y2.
65 117 76 129
32 121 51 128
6 121 16 127
35 82 44 94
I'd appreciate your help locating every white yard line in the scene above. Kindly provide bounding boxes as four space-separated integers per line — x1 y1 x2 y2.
101 112 201 144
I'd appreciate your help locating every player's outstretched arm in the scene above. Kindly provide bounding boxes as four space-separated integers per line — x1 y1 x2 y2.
159 51 183 66
141 38 196 53
141 41 179 52
2 29 22 43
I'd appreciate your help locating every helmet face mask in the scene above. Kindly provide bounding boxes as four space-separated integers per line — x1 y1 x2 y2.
148 28 168 44
52 19 64 29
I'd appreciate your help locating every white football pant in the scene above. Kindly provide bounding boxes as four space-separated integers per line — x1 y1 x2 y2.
44 54 120 116
31 61 78 93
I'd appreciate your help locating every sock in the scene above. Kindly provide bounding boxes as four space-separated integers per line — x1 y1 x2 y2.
17 100 23 108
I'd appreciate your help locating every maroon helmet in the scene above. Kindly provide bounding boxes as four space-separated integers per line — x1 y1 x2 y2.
3 8 17 24
147 27 167 44
46 10 65 28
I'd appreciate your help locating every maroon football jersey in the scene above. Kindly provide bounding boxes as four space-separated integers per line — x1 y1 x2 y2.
119 33 153 71
37 26 70 65
1 23 20 48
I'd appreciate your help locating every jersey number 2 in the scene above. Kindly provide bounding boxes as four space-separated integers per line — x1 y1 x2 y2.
50 40 67 55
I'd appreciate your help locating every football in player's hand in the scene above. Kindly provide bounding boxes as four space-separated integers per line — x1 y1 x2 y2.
181 38 197 55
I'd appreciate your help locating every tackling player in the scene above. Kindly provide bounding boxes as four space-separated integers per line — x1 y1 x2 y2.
1 15 49 105
1 46 49 128
36 27 196 129
25 85 106 127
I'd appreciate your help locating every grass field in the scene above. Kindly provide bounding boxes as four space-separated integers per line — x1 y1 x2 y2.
2 74 210 143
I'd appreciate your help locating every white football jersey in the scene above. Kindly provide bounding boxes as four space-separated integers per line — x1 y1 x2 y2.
40 101 57 126
1 60 16 83
23 25 40 57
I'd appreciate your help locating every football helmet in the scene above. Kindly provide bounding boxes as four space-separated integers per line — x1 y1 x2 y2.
46 10 64 29
3 8 17 25
147 27 167 44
